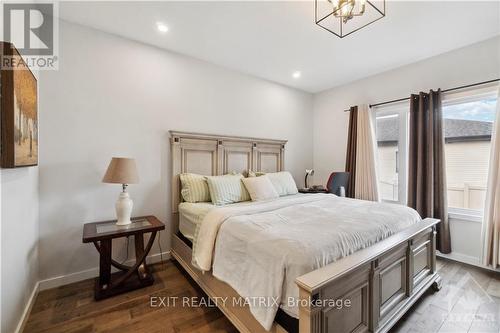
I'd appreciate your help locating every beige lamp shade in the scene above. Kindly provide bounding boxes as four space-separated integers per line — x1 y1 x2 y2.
102 158 139 184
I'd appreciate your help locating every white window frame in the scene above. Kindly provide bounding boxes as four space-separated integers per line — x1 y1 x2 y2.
373 101 409 205
442 85 499 220
373 84 498 220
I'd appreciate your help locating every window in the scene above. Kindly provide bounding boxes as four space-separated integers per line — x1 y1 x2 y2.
373 86 498 218
442 90 497 213
374 102 408 204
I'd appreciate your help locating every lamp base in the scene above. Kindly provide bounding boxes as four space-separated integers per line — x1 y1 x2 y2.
116 219 132 226
115 191 133 226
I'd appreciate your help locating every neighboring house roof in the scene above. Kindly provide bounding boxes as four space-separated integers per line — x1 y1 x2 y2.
444 118 493 142
376 117 399 144
377 117 493 145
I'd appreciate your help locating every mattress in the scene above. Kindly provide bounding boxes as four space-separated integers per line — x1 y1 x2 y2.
178 200 259 241
178 202 214 241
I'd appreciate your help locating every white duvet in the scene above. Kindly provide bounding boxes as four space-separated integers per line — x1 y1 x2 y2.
191 194 421 330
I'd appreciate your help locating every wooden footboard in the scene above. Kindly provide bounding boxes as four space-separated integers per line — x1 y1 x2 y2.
172 218 440 333
295 218 441 333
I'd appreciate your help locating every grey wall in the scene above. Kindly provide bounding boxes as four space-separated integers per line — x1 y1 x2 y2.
313 36 500 183
312 36 500 265
0 8 40 332
37 21 314 281
1 168 39 333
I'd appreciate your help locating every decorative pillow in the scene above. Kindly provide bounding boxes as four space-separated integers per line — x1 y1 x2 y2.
266 171 299 196
242 175 279 201
247 170 266 177
206 174 250 205
180 173 211 203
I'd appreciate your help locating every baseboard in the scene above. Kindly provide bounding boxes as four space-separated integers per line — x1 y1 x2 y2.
437 252 500 273
39 250 171 291
15 281 40 333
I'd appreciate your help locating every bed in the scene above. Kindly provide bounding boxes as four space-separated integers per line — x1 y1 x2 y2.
170 131 442 333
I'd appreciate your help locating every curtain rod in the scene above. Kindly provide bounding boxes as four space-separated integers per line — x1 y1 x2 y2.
343 78 500 112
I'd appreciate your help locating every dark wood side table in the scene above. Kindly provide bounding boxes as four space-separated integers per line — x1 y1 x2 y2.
82 215 165 300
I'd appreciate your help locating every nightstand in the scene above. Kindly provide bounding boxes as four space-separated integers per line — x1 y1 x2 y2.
299 188 328 194
82 215 165 300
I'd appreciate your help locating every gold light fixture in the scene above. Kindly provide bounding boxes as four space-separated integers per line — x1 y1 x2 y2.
331 0 366 23
315 0 385 38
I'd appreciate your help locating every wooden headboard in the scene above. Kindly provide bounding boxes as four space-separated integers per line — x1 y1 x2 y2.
170 131 287 231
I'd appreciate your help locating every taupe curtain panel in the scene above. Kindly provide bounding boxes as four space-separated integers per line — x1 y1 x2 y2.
482 87 500 268
408 90 451 254
345 105 380 201
354 105 380 201
345 106 358 198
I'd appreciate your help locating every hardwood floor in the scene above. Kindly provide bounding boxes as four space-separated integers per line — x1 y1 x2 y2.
24 258 500 333
390 258 500 333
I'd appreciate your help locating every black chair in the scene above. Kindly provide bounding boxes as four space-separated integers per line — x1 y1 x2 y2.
326 172 350 197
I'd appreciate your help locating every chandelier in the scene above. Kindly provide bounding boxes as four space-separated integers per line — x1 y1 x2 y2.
315 0 385 38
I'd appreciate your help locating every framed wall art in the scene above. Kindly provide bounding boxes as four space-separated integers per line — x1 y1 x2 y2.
1 42 38 168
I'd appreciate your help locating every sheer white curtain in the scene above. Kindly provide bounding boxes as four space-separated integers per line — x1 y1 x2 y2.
354 104 380 201
482 88 500 268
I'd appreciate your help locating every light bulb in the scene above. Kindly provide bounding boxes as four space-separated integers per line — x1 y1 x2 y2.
156 22 169 33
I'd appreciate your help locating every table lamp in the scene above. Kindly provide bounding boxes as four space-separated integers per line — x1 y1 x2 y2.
305 169 314 189
102 157 139 225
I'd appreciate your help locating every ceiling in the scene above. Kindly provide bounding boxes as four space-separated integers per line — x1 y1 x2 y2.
58 1 500 93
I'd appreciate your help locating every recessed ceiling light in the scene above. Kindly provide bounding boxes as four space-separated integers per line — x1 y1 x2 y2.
292 71 301 79
156 22 169 33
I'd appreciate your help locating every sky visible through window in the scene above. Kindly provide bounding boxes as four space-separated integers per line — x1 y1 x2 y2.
443 98 497 122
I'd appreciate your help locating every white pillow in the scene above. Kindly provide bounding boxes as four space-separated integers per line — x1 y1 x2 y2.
180 173 210 203
242 175 279 201
206 174 250 205
266 171 298 196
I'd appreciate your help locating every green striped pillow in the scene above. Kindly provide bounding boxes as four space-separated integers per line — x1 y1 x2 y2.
206 174 250 205
180 173 211 203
